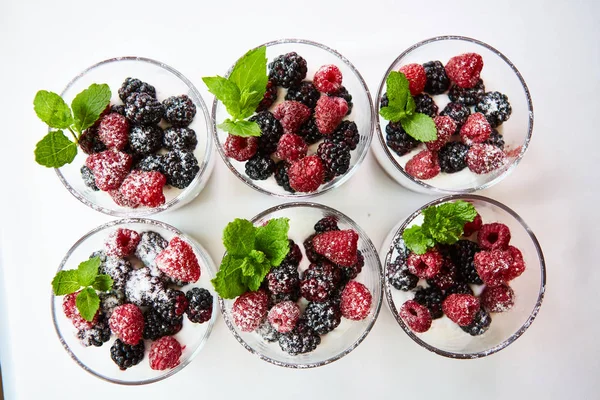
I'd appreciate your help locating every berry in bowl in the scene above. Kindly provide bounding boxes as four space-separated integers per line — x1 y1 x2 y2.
33 57 214 216
205 39 374 197
51 219 217 384
382 195 545 358
372 36 533 194
216 203 382 367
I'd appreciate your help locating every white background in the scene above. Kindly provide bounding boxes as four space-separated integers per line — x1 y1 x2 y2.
0 0 598 399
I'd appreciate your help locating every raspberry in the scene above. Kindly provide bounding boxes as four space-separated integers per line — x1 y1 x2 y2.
276 133 308 162
185 287 213 323
505 246 526 281
268 301 300 333
136 231 168 268
413 285 445 319
427 257 457 290
81 166 99 191
125 92 164 126
288 155 324 193
445 53 484 88
463 214 483 236
400 300 432 333
478 223 511 251
317 141 351 177
300 261 341 302
449 79 485 106
314 216 339 233
460 113 492 145
250 111 283 155
285 81 320 109
257 318 280 342
314 96 348 134
245 154 275 180
423 61 450 94
274 161 294 193
329 120 359 150
327 86 353 115
110 339 145 370
405 150 441 180
426 116 456 151
313 64 343 94
340 251 364 282
105 228 141 258
268 52 307 88
297 117 324 145
387 255 418 291
162 150 200 189
460 308 492 336
385 121 419 156
447 240 483 284
304 233 325 263
63 292 99 330
481 284 515 313
442 294 480 326
466 144 507 174
156 237 201 283
118 77 156 102
97 113 129 150
266 263 300 294
399 63 427 95
79 127 106 155
163 95 196 127
278 320 320 355
117 170 166 208
223 134 258 161
414 94 438 118
283 240 303 266
273 101 311 135
438 142 469 173
474 249 514 287
232 290 269 332
440 102 471 130
256 79 278 112
304 300 342 334
407 249 443 279
475 91 512 128
128 125 163 155
109 304 144 345
143 308 183 340
340 281 372 321
85 150 132 191
149 336 183 370
124 267 166 307
312 229 359 266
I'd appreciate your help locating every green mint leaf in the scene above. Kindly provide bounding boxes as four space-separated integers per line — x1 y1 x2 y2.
229 46 268 100
405 95 416 116
34 130 77 168
92 274 113 292
401 113 438 142
240 255 271 292
71 83 111 133
222 218 256 257
421 200 477 245
77 256 101 286
379 105 406 122
33 90 73 129
242 250 267 274
386 71 410 110
75 287 100 322
211 254 248 299
255 217 290 267
217 119 261 137
52 270 81 296
402 225 435 255
238 90 265 119
202 76 242 119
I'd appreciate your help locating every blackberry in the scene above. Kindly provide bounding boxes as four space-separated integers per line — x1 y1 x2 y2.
445 282 474 296
110 338 145 370
285 81 320 109
118 77 156 102
475 91 512 128
413 286 445 319
387 255 418 291
340 250 364 283
270 286 301 304
135 231 168 268
162 150 200 189
385 121 419 156
163 127 197 152
125 92 164 126
304 301 342 335
129 125 163 155
438 142 469 173
79 127 106 155
297 117 324 145
153 288 189 321
414 94 438 118
111 104 126 116
304 233 324 263
77 316 111 347
135 154 164 173
81 166 99 191
328 86 353 115
256 79 278 112
267 263 300 294
300 261 341 302
380 92 389 108
268 52 307 88
448 80 485 106
185 288 213 323
460 308 492 336
485 129 505 150
163 95 196 126
423 60 450 94
274 161 295 193
447 240 483 284
329 121 360 150
440 102 471 130
317 141 351 177
283 240 303 266
99 290 125 319
278 320 321 355
91 251 132 291
245 154 275 180
249 111 283 155
257 318 280 342
143 308 183 340
125 267 166 307
314 216 339 233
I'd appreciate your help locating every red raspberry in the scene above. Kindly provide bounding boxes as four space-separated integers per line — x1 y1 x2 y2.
340 281 372 321
407 249 443 279
400 300 432 333
474 249 513 287
85 150 132 191
62 292 98 330
427 257 457 290
478 223 511 251
118 170 166 208
276 133 308 162
155 237 201 283
442 294 480 326
399 64 427 95
426 116 456 151
97 113 129 150
109 189 139 208
313 64 343 94
405 150 441 180
105 228 141 258
232 290 269 332
268 301 300 333
314 96 348 134
312 229 359 266
505 245 526 281
288 155 324 193
481 284 515 313
460 113 491 145
149 336 184 370
273 101 311 135
445 53 484 88
223 135 258 162
109 304 144 345
466 144 507 174
463 213 483 236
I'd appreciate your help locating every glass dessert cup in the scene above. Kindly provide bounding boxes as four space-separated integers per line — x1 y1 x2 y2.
382 195 545 358
212 39 375 198
220 202 383 368
51 218 218 384
373 36 534 194
56 57 215 216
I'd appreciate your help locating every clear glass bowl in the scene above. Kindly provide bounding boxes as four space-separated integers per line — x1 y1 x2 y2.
381 195 546 358
56 57 215 216
372 36 534 194
212 39 375 198
220 202 383 368
51 218 218 384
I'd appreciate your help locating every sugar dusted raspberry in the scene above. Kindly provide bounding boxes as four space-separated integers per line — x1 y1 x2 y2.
426 116 456 151
63 292 98 330
466 144 507 174
97 113 130 150
445 53 484 88
268 301 300 333
223 134 258 162
273 101 311 135
474 249 513 287
478 223 511 251
460 113 491 145
85 150 132 191
109 304 144 345
118 170 166 208
149 336 184 370
288 155 324 193
314 96 348 134
400 300 432 333
405 150 441 180
155 237 201 283
109 189 139 208
232 290 269 332
313 64 343 94
505 245 526 281
312 229 359 267
442 294 480 326
105 228 141 258
407 249 443 279
399 64 427 95
276 133 308 162
481 284 515 313
463 213 483 236
340 281 372 321
427 257 457 290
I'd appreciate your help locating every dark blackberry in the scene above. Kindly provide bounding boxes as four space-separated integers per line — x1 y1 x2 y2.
317 141 351 176
278 320 320 355
80 166 99 191
413 286 445 319
283 240 303 266
185 288 213 323
268 52 307 88
257 318 280 342
118 77 156 102
485 129 505 150
153 288 189 321
245 154 275 180
440 102 471 130
125 267 166 307
135 154 164 173
91 250 132 291
111 104 126 116
329 121 360 150
475 91 512 128
270 286 301 304
445 282 474 296
256 79 278 112
304 301 341 335
249 111 283 155
135 231 168 273
297 117 324 145
163 127 197 151
380 92 389 108
300 261 341 302
328 86 353 115
79 127 106 155
423 60 450 94
385 121 419 156
438 142 469 173
285 81 320 109
304 234 324 263
110 339 145 370
387 255 418 291
143 308 183 340
162 150 200 189
125 92 164 126
414 94 438 118
448 79 485 106
447 240 483 284
77 316 111 347
129 125 163 155
274 161 295 193
460 308 492 336
99 290 125 319
266 263 300 294
340 250 364 283
314 216 339 233
162 95 196 127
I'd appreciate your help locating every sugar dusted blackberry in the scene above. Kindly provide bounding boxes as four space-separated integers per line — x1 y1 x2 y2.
256 79 278 112
271 287 301 304
77 316 111 347
329 121 359 150
267 262 300 294
125 92 164 126
110 338 145 370
449 79 485 106
328 86 353 115
99 290 125 319
445 281 474 296
438 142 469 173
283 240 303 266
162 150 199 189
285 81 320 109
300 261 341 302
413 286 445 319
91 250 132 291
249 111 283 155
386 121 419 156
245 154 275 180
476 91 512 128
125 267 166 307
387 255 418 291
304 233 324 263
143 308 183 340
163 127 197 151
119 77 156 102
304 301 342 335
129 125 163 155
81 166 99 191
136 154 164 173
268 52 307 88
460 308 492 336
185 288 213 323
314 216 339 233
486 129 505 150
423 60 450 94
278 320 320 355
340 250 364 282
153 288 189 321
447 240 483 284
257 318 280 342
163 95 196 126
440 102 471 129
414 94 438 118
111 104 126 116
317 141 351 177
274 162 295 193
79 127 107 155
297 117 324 145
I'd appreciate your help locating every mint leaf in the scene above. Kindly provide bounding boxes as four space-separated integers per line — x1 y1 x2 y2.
401 113 437 142
240 256 271 292
75 287 100 322
92 274 113 292
71 83 111 133
379 106 406 122
386 71 410 110
255 218 290 266
33 90 73 129
222 218 256 257
202 76 242 119
211 254 247 299
52 270 81 295
217 119 261 137
238 90 265 119
242 250 267 274
77 256 100 286
229 46 268 99
34 130 77 168
422 201 477 244
402 225 435 255
405 95 416 116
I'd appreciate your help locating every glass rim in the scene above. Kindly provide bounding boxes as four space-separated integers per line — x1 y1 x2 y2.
54 56 215 217
375 35 535 194
383 194 546 359
211 38 376 199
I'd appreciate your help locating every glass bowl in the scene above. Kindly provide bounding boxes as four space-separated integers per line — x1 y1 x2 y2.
220 202 383 368
56 57 215 216
212 39 375 198
372 36 534 194
51 218 218 384
381 195 545 358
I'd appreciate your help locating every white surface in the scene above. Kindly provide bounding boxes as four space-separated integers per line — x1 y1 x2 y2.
0 0 598 399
